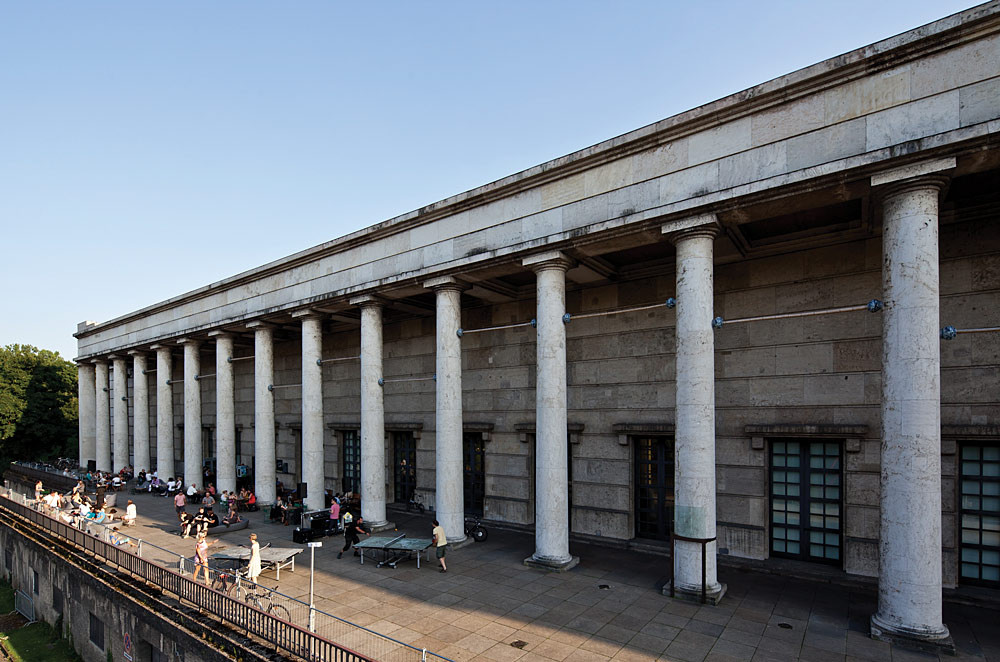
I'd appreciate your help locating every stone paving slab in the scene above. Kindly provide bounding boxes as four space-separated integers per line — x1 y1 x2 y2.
117 491 999 662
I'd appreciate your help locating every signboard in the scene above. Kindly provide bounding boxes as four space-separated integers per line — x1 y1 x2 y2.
123 632 133 662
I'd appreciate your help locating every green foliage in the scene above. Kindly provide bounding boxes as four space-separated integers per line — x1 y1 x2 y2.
0 344 78 466
4 622 82 662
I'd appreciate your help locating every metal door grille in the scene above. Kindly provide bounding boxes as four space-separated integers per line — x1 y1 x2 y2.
393 432 417 503
463 433 485 516
770 440 842 564
635 436 674 541
960 443 1000 586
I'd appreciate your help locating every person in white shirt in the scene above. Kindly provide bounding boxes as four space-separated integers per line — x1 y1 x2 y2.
123 500 137 526
187 483 198 499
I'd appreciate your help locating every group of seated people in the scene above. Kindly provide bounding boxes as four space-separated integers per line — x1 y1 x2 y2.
35 483 137 530
179 502 242 538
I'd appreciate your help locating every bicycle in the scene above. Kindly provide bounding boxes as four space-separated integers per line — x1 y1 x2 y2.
465 515 488 542
243 583 291 621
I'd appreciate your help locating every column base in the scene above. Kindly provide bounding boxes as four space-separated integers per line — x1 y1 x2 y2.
870 615 955 654
367 520 396 533
663 582 727 606
448 535 472 550
523 554 579 572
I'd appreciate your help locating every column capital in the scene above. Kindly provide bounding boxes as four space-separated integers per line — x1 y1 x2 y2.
176 337 202 347
871 157 955 189
291 308 325 321
662 214 720 244
90 357 108 365
149 343 173 352
127 349 148 357
207 330 234 339
246 320 277 331
879 174 950 204
350 294 387 309
522 250 574 273
423 275 470 292
107 354 125 361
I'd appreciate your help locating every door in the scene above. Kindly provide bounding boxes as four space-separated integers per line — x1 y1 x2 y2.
393 432 417 503
341 430 361 494
635 436 674 541
770 440 842 565
960 443 999 586
463 432 485 516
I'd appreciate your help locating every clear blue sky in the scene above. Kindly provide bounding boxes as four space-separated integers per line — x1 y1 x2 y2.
0 1 979 362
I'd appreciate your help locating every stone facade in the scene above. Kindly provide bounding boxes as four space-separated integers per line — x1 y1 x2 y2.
75 3 1000 647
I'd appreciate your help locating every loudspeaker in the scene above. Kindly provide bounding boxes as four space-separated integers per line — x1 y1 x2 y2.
87 460 96 472
297 482 307 499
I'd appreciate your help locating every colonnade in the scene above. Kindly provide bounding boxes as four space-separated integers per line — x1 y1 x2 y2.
75 165 951 644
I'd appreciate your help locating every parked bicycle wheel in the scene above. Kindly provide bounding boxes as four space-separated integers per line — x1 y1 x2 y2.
472 526 488 543
268 603 291 621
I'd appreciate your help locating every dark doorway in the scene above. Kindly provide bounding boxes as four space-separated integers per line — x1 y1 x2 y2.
463 432 485 516
341 430 361 494
635 436 674 540
393 432 417 503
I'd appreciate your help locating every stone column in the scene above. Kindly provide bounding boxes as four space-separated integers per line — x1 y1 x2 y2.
664 215 725 603
294 310 325 512
426 277 468 545
94 359 111 472
870 174 952 647
78 363 97 469
211 332 236 496
111 356 129 472
153 345 175 479
351 296 389 529
522 251 578 571
249 322 276 505
180 339 202 489
130 352 150 474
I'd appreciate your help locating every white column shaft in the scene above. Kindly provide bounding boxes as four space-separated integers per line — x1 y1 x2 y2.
533 264 571 564
132 355 150 473
95 361 111 472
360 303 387 526
673 230 722 594
78 364 96 468
183 342 202 487
215 335 237 495
873 180 949 640
155 348 175 478
112 357 129 472
301 317 325 511
254 327 277 504
434 285 466 543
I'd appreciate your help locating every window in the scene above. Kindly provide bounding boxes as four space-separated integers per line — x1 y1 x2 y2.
463 433 486 516
32 570 38 595
89 613 105 650
960 444 999 586
634 436 675 541
342 431 361 494
770 440 842 564
4 548 11 574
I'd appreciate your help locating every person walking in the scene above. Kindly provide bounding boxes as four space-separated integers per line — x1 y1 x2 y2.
247 533 262 584
192 531 216 585
337 515 369 559
174 490 187 521
431 520 448 573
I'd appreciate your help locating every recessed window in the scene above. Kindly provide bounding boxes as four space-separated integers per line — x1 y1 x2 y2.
32 570 38 595
341 430 361 494
960 444 1000 586
52 586 63 616
89 613 105 650
771 440 842 565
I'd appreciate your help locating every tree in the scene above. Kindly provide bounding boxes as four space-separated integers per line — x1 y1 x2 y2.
0 344 78 466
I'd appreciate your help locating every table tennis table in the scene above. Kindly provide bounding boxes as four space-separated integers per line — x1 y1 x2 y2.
210 545 302 579
354 534 434 569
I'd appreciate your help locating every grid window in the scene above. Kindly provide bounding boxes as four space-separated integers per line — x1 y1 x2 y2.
635 436 675 541
960 444 1000 586
89 613 105 650
771 440 842 564
393 432 417 503
341 431 361 494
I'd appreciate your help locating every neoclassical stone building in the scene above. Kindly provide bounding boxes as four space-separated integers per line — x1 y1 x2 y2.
76 3 999 648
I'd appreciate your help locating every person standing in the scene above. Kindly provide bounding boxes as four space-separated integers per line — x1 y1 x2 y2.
337 515 369 559
174 490 187 521
192 531 216 585
247 533 262 584
34 480 43 501
431 520 448 573
328 498 341 533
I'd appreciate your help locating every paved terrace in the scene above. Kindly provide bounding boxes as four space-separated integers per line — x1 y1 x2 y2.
118 490 996 662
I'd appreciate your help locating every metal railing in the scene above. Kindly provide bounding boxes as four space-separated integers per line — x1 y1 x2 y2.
0 488 452 662
14 589 35 622
667 532 718 604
